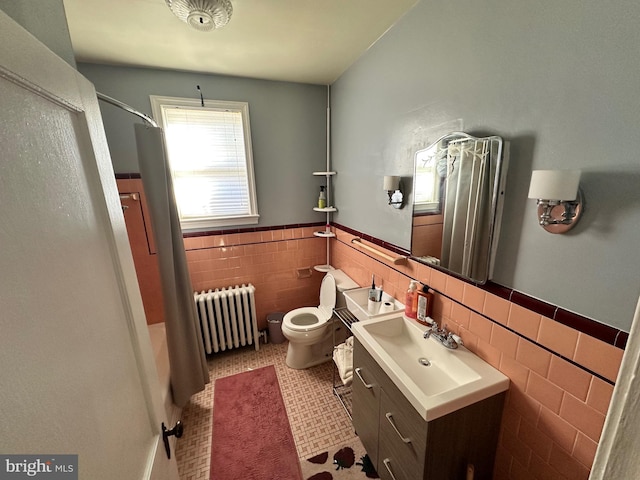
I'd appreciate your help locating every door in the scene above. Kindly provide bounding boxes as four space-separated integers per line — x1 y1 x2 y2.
0 11 178 480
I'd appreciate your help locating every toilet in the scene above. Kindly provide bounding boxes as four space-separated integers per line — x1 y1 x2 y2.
282 269 358 369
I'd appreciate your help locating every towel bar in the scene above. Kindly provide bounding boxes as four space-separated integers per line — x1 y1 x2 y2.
351 238 407 265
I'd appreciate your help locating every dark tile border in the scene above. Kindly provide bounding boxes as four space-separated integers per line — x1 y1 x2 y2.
333 223 627 350
115 172 141 179
182 222 325 238
510 290 557 319
616 331 629 349
481 282 513 300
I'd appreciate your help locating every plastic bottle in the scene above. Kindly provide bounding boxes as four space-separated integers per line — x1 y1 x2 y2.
404 280 418 319
369 275 377 301
416 285 434 324
318 186 326 209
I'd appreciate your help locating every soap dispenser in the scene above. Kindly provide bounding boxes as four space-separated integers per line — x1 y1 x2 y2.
318 186 326 209
404 280 418 320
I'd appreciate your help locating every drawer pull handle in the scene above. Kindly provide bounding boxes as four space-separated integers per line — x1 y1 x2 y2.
355 368 373 389
382 458 399 480
385 412 412 444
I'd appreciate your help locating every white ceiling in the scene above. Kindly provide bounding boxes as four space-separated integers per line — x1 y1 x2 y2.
62 0 417 85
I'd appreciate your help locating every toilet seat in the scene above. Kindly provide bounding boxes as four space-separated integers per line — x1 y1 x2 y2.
282 274 336 333
282 308 326 333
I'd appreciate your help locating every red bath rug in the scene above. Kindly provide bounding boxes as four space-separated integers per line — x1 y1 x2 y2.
210 365 302 480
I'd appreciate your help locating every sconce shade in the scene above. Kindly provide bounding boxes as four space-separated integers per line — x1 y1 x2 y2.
383 175 400 191
528 170 581 201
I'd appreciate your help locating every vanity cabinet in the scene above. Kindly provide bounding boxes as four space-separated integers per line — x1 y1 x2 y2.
352 339 505 480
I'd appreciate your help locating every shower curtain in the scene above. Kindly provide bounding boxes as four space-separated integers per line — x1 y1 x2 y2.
441 139 494 279
134 123 209 408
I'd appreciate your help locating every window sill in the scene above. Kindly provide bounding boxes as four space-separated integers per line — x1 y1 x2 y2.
180 214 260 231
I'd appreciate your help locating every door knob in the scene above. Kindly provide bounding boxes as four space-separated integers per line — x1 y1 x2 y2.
162 421 184 459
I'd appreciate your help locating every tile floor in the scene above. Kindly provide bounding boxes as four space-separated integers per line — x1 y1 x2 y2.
175 340 357 479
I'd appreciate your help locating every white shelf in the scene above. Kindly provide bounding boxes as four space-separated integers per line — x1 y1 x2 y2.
314 231 336 238
314 112 335 273
313 264 334 273
313 206 337 213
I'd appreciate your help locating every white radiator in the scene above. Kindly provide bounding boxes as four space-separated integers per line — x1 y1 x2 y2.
194 284 260 354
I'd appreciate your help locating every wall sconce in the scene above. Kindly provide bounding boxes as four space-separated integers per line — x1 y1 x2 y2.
527 169 584 234
383 175 403 209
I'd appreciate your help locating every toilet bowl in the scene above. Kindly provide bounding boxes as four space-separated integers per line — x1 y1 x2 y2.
282 269 358 369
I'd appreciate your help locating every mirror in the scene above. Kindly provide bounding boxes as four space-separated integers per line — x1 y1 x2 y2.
410 132 508 284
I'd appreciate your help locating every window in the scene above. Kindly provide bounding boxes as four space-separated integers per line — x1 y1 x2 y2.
150 95 259 230
414 143 442 214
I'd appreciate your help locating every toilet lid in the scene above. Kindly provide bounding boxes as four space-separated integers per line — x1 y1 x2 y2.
319 273 337 311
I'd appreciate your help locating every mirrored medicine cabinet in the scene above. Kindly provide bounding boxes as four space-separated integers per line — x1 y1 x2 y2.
410 132 508 284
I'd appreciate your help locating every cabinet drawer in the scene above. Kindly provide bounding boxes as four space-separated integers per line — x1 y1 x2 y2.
354 339 387 381
353 340 385 468
379 389 426 479
377 456 416 480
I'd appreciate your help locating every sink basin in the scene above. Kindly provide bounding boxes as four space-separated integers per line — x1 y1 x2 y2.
343 287 404 321
352 314 509 421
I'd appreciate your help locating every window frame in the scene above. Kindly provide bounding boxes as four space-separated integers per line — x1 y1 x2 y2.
149 95 259 231
413 144 442 215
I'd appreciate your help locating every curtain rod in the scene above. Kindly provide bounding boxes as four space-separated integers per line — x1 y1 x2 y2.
96 92 158 128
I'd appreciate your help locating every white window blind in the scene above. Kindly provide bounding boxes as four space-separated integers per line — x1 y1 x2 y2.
150 96 259 230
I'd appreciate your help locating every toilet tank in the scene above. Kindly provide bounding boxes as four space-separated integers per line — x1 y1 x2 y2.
328 269 359 308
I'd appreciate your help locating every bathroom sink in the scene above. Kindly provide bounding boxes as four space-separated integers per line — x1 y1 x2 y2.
351 314 509 421
343 287 404 321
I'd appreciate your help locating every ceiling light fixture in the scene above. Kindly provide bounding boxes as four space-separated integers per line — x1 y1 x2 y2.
166 0 233 32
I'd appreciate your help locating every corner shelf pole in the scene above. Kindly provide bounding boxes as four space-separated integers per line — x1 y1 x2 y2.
313 85 335 272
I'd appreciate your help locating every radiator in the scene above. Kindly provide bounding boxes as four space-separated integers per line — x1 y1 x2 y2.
194 284 260 354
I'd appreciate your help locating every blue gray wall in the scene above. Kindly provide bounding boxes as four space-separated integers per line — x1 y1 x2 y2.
78 63 328 228
0 0 76 68
331 0 640 331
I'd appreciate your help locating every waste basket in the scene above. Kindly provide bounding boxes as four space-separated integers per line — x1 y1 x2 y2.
267 312 286 344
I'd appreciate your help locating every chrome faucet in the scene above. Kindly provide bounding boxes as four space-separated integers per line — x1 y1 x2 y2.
423 323 463 350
